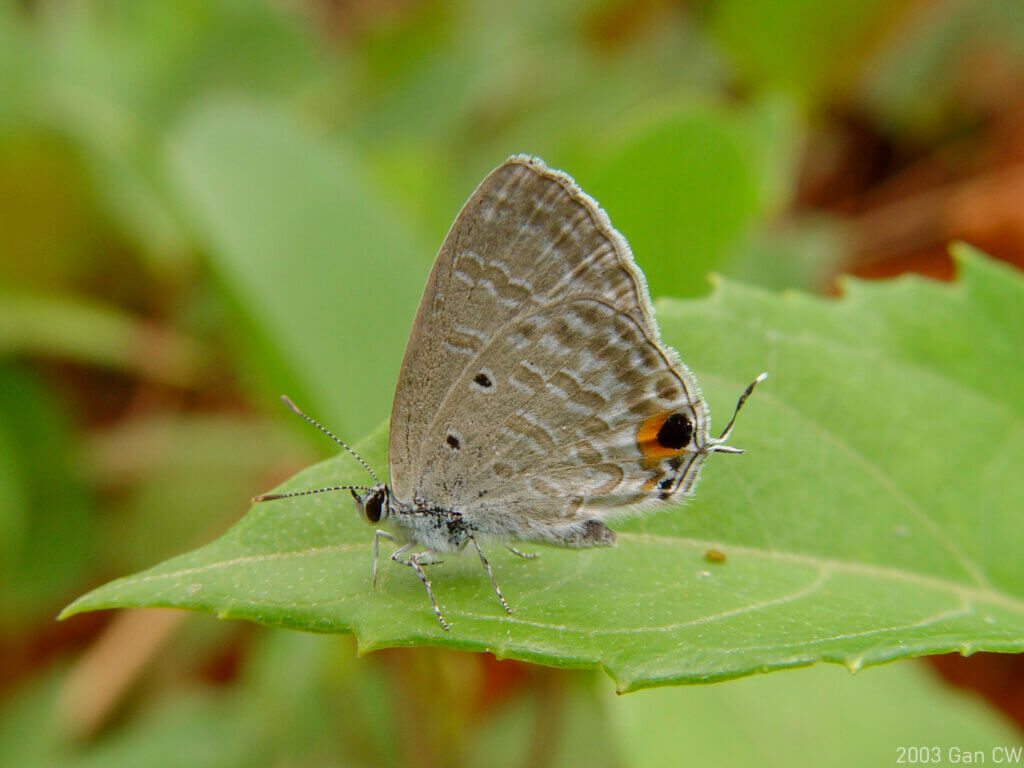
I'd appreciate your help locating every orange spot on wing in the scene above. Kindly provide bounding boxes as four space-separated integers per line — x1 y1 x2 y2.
636 411 685 460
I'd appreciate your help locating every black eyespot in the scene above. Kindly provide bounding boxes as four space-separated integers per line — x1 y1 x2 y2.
658 477 673 491
446 434 460 450
473 372 492 388
656 413 693 450
364 493 383 523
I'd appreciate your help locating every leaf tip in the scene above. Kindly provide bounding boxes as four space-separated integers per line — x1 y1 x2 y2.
844 655 865 674
57 593 97 622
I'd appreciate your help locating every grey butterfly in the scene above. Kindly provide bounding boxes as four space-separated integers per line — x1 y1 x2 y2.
255 155 766 630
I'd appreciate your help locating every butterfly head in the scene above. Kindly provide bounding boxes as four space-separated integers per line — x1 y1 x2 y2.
250 395 390 518
351 484 391 525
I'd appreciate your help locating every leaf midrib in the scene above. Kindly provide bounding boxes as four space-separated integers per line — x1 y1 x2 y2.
65 530 1024 631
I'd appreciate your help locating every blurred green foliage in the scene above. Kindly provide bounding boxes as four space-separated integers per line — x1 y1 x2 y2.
2 0 1022 766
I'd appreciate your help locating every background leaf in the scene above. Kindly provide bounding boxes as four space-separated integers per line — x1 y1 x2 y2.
611 660 1022 767
0 366 93 626
708 0 913 103
165 100 428 437
62 248 1024 691
572 98 767 298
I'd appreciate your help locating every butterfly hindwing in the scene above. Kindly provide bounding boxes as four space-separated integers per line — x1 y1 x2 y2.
413 296 708 542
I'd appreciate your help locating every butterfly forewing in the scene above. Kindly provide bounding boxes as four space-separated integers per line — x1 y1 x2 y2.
390 156 659 501
389 155 710 525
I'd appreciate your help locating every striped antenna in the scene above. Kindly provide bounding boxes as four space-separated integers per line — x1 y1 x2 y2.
253 485 373 504
279 395 380 484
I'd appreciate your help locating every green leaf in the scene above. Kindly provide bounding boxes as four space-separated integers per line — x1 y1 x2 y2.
573 99 766 298
708 0 913 104
164 100 428 438
0 365 93 626
36 0 329 264
0 4 36 134
61 248 1024 691
612 661 1022 767
0 403 28 568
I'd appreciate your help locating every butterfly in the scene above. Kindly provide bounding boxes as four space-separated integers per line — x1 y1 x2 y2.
255 155 766 630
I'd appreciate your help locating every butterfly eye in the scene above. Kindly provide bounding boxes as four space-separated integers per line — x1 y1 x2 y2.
364 491 384 523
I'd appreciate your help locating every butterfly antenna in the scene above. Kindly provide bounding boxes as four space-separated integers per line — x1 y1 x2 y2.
279 395 380 484
709 372 768 454
253 485 374 503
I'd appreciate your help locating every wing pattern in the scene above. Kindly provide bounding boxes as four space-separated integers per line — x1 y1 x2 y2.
388 156 709 540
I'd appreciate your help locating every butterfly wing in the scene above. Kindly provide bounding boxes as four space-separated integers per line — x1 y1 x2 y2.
388 155 709 527
414 295 709 542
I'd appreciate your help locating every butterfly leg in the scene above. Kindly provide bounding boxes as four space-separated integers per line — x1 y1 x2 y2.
506 544 538 560
372 530 395 588
391 548 450 631
470 535 512 615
